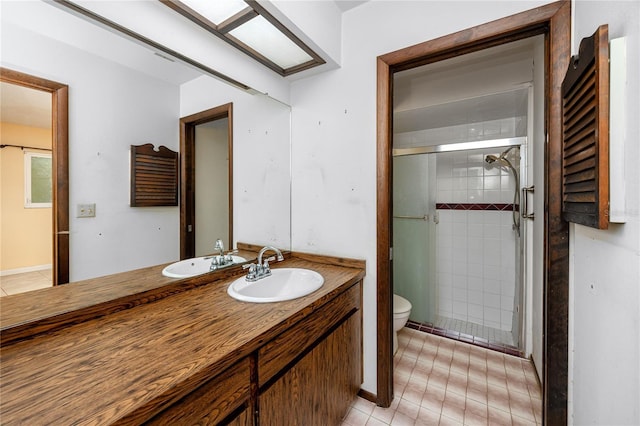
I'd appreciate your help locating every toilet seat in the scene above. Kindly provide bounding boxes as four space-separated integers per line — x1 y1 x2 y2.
394 294 411 315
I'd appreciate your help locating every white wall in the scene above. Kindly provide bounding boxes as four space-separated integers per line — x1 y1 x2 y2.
289 0 553 395
180 76 292 251
569 1 640 424
1 22 182 281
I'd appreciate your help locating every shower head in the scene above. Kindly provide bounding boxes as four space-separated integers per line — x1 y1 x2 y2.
485 154 500 164
485 146 519 167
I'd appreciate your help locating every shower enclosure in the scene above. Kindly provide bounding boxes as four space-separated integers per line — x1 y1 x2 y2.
393 140 525 350
391 81 531 351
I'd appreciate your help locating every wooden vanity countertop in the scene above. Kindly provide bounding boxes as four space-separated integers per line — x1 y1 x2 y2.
0 254 365 425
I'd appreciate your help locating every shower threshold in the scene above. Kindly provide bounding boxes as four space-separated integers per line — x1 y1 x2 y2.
406 318 523 358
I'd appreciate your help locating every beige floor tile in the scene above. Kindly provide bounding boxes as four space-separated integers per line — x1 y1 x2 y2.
488 405 513 425
364 416 387 426
345 328 543 426
343 407 370 426
416 407 441 425
353 397 376 416
1 270 52 296
371 405 396 423
391 410 417 426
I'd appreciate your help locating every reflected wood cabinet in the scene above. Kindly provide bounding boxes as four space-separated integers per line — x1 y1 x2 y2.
149 282 362 425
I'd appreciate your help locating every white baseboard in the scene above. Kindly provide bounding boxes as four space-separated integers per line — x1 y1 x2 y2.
0 264 52 277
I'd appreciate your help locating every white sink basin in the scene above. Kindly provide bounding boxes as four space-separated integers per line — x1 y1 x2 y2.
162 255 247 278
227 268 324 303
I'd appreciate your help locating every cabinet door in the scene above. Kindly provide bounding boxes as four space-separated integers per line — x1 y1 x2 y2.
147 357 251 425
259 310 362 426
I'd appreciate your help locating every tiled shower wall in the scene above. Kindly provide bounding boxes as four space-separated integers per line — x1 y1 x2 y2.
435 149 519 332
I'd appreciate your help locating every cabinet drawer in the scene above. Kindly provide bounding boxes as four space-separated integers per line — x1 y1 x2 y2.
258 282 361 387
147 357 251 425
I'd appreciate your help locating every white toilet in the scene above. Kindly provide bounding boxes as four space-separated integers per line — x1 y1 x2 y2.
393 294 412 355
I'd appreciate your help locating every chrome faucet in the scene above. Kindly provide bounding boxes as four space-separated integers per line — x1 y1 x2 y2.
214 239 225 256
209 239 237 271
243 246 284 282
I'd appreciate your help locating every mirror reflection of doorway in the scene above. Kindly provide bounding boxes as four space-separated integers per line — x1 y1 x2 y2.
180 103 233 260
1 68 69 293
194 118 230 256
0 81 53 296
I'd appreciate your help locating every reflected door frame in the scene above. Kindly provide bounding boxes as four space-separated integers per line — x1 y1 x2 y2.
180 103 233 259
0 68 69 285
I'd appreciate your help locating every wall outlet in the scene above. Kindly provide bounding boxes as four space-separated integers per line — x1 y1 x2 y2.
77 203 96 218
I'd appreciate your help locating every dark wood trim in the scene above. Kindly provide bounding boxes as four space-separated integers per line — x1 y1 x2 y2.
0 67 69 286
217 8 258 34
375 56 394 408
545 3 572 424
180 104 233 260
375 2 570 423
357 388 377 404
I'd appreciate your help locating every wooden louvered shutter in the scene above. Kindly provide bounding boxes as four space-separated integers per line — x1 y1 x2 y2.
130 143 179 207
561 25 610 229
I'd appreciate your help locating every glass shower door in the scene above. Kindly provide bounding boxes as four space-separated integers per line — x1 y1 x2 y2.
392 154 437 325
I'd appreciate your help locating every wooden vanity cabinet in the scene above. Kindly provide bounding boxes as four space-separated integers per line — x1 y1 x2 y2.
0 255 365 425
149 281 362 426
258 283 362 426
146 357 253 426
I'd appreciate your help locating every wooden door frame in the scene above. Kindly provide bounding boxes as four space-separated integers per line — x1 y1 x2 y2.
180 103 233 259
375 2 571 424
0 67 69 285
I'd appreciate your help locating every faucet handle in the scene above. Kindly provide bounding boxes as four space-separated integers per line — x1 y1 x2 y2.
243 263 258 281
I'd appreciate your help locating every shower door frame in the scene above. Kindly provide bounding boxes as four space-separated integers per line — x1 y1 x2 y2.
375 1 571 424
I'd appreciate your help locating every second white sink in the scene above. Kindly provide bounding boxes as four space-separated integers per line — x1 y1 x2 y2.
227 268 324 303
162 255 247 278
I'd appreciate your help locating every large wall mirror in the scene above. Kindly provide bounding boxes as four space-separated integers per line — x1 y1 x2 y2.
0 1 291 286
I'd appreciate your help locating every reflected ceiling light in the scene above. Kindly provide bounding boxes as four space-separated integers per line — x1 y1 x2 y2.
161 0 325 76
229 15 313 69
178 0 248 25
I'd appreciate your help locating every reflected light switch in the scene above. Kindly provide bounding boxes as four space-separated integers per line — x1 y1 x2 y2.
77 203 96 218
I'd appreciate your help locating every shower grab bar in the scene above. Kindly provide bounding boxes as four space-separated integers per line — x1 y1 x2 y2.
522 185 535 220
393 214 429 221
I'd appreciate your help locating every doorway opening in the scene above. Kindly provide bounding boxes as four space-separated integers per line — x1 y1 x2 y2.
180 103 233 260
391 36 544 360
376 2 571 424
0 68 69 289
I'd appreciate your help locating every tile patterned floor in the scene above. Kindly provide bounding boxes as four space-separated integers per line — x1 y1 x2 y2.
0 269 52 297
342 327 541 426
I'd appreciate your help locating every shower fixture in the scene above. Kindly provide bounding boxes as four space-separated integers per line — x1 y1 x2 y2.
485 146 521 236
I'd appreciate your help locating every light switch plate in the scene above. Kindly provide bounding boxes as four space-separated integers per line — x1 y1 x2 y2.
77 203 96 218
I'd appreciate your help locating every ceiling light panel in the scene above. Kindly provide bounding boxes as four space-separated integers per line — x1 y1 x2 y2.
228 15 313 69
161 0 324 75
178 0 248 25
